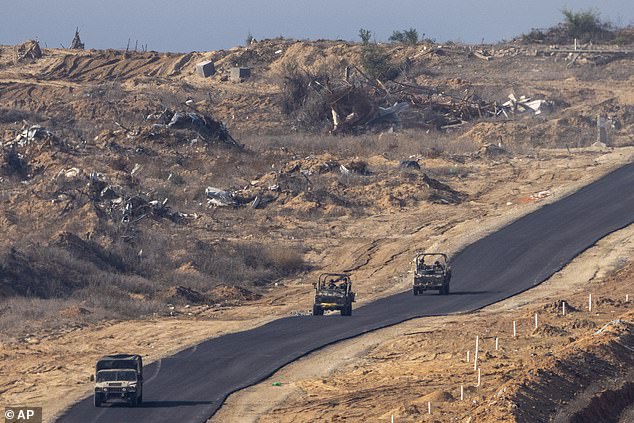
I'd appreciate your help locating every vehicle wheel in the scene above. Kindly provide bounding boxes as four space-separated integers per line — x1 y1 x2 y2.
129 395 138 407
413 288 419 296
440 285 449 295
313 305 323 316
137 393 143 404
94 395 103 407
341 304 352 316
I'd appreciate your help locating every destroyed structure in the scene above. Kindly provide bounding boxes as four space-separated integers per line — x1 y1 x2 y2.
13 40 42 63
69 28 85 50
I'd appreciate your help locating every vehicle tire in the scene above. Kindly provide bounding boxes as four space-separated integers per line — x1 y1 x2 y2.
313 305 323 316
341 304 352 316
94 394 103 407
137 393 143 404
413 287 419 296
129 394 138 407
440 285 449 295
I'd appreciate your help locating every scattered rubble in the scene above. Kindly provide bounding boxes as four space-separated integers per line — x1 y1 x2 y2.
11 125 59 148
502 94 551 116
87 172 191 224
14 40 42 62
148 108 240 148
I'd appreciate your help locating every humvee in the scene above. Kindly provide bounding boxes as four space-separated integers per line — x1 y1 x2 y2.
93 354 143 407
412 253 451 295
313 273 355 316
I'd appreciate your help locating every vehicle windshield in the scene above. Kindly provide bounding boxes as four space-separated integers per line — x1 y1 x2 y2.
96 370 137 382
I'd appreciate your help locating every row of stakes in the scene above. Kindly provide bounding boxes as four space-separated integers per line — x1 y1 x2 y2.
390 293 630 420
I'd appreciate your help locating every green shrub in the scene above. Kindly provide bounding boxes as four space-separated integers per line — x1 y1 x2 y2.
358 28 372 44
389 28 419 45
360 43 391 80
561 8 611 41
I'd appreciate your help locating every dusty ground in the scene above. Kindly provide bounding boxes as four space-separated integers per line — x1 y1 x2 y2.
0 37 633 423
1 146 633 422
214 224 634 422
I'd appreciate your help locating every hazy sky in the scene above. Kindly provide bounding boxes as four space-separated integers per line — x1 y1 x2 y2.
1 1 633 52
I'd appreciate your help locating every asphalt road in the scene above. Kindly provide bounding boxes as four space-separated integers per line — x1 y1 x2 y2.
57 162 634 423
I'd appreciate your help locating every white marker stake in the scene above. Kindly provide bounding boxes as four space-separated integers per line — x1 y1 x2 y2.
476 368 481 387
391 415 394 423
428 401 431 414
460 385 464 400
534 313 538 330
589 293 592 311
466 350 470 363
473 336 479 371
626 294 629 303
495 337 499 351
513 321 517 338
562 301 566 316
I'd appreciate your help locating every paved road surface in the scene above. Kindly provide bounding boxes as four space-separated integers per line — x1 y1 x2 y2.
57 162 634 423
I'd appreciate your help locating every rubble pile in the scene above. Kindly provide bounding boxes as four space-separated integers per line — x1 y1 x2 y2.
87 172 192 224
13 40 42 62
147 108 240 148
320 77 553 133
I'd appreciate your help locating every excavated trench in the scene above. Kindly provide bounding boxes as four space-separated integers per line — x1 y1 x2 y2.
567 380 634 423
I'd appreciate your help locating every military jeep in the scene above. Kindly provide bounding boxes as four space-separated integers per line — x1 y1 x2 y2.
412 253 451 295
313 273 355 316
93 354 143 407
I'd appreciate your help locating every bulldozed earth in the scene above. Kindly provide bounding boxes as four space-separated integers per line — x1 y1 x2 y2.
0 36 633 422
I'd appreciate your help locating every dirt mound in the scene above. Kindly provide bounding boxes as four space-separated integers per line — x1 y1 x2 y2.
160 285 208 305
39 50 201 82
541 299 579 314
53 232 125 272
531 323 569 337
59 305 92 318
418 390 455 402
208 285 261 303
476 312 634 422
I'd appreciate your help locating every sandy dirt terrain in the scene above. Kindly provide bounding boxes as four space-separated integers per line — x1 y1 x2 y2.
1 37 633 422
1 147 632 422
215 225 634 422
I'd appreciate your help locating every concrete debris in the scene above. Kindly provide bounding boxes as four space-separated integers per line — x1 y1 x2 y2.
195 60 216 78
230 67 251 82
530 190 551 201
502 94 551 115
149 108 240 148
205 184 279 209
470 50 493 61
13 125 58 147
87 172 189 224
56 168 81 179
130 163 143 176
14 40 42 62
340 160 370 175
205 187 238 207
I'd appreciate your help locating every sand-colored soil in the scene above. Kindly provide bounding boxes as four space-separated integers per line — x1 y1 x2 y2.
215 225 634 422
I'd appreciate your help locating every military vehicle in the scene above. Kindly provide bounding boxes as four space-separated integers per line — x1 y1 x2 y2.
93 354 143 407
312 273 355 316
412 252 451 295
